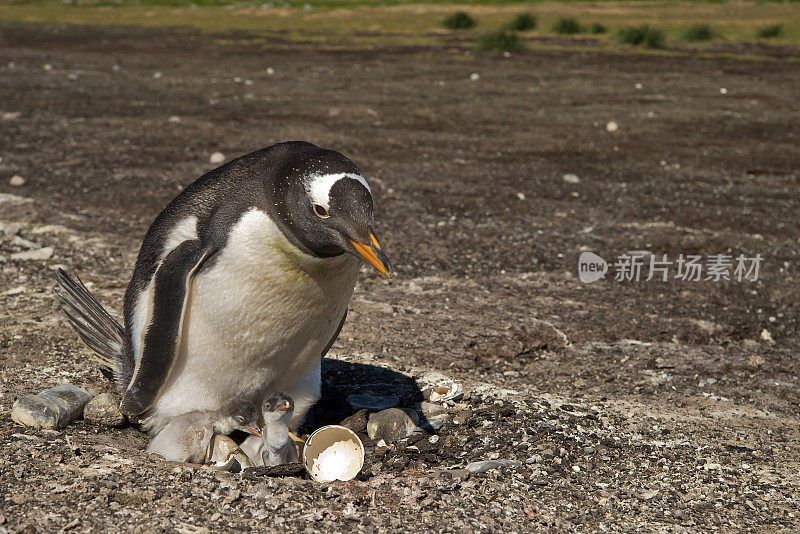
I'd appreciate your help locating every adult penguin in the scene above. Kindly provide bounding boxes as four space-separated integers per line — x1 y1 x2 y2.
56 141 393 434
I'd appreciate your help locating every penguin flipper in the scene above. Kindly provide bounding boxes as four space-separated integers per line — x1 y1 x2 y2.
320 311 347 358
120 240 212 416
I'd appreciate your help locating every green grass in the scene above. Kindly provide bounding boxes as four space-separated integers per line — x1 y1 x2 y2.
589 22 607 34
619 24 665 48
477 30 524 52
755 24 783 39
503 13 536 32
551 17 582 35
441 11 476 30
683 23 715 41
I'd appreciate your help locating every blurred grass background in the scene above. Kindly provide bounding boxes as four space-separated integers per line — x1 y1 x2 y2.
0 0 798 50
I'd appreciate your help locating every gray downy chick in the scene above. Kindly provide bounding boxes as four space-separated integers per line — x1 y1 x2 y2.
240 393 298 467
147 397 261 464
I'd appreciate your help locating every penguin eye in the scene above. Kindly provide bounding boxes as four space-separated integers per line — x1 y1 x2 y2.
313 204 330 218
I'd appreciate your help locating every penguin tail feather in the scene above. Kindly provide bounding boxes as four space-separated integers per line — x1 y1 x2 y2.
54 268 125 373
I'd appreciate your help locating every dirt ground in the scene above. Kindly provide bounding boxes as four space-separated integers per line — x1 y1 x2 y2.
1 22 799 532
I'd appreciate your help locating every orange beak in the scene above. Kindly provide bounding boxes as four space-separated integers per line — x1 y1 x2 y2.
350 233 393 278
245 426 262 437
276 401 292 412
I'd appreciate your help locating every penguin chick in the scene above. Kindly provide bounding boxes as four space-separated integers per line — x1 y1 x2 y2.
240 393 298 467
147 397 261 464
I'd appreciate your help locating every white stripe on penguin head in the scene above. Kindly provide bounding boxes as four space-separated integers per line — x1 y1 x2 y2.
304 173 371 210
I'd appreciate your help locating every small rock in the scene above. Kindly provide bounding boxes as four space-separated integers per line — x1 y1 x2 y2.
209 152 226 164
11 236 39 249
168 115 181 123
367 408 419 442
420 413 450 431
453 408 472 426
562 173 580 184
83 393 125 427
0 221 20 236
516 192 526 200
9 175 25 186
719 87 727 95
266 67 275 75
605 121 618 132
347 392 399 411
760 329 774 343
465 459 518 474
470 72 480 81
11 385 92 429
10 247 53 261
414 401 447 418
339 409 368 433
153 71 163 79
3 286 26 296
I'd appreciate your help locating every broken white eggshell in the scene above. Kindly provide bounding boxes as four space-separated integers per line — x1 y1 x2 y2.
302 425 364 482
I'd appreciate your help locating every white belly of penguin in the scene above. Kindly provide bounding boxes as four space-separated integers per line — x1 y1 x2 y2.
149 209 361 427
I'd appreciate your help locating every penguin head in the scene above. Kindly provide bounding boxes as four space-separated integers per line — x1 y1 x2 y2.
267 142 393 278
218 398 262 437
261 392 294 424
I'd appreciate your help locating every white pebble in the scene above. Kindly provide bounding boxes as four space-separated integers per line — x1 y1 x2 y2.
168 115 181 123
572 465 581 472
9 175 25 186
516 192 526 200
112 64 121 72
266 67 275 75
209 152 226 164
153 71 163 79
719 87 727 94
563 173 580 184
244 79 254 86
606 121 619 132
43 64 52 71
634 82 643 89
470 72 480 81
234 76 242 83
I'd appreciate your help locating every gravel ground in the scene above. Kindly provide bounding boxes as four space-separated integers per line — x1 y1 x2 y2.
0 22 799 533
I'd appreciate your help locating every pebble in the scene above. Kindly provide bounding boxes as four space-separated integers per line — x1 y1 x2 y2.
465 459 518 474
0 221 20 236
83 393 125 427
266 67 275 75
606 121 619 132
420 413 451 431
339 409 368 433
414 401 447 418
367 408 419 442
470 72 480 81
209 152 226 164
168 115 181 123
11 385 93 429
453 409 472 426
562 173 580 184
10 247 53 261
9 175 25 186
11 236 39 249
347 392 399 411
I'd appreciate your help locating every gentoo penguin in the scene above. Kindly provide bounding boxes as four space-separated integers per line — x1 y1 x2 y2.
240 392 298 467
55 141 393 437
146 397 261 464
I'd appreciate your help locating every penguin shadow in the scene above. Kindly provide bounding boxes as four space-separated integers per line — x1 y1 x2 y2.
299 358 429 439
